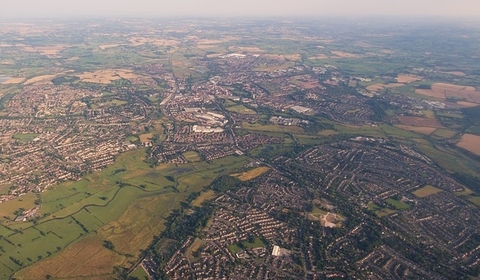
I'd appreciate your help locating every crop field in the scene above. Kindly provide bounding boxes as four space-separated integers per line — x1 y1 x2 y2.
366 83 404 92
6 150 249 278
413 185 443 198
23 75 57 85
394 125 436 135
232 166 270 181
1 77 25 84
416 83 480 103
432 129 457 139
77 69 140 84
457 134 480 156
396 74 422 83
397 116 443 128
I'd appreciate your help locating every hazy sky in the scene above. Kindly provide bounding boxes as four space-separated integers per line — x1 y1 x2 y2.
0 0 479 18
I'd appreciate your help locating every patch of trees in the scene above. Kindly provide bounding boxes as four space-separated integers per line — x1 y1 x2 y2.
51 76 80 85
103 240 115 250
367 97 388 121
452 172 480 194
416 84 432 90
209 175 243 193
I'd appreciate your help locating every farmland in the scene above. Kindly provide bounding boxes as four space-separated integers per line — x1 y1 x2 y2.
457 134 480 156
1 17 480 280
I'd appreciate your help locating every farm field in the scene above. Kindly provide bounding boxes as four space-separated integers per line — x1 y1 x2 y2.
415 83 480 103
394 125 436 135
397 116 443 128
9 149 250 279
457 134 480 156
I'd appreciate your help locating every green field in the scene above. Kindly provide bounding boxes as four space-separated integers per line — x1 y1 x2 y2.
226 105 257 115
10 149 250 279
12 133 38 142
385 198 411 210
413 185 443 198
183 151 202 162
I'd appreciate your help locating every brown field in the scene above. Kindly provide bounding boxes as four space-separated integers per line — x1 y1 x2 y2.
415 83 480 103
396 74 422 83
232 166 270 181
413 185 443 198
0 60 15 65
331 51 361 58
23 75 57 85
128 37 180 47
284 54 302 61
308 54 329 60
2 77 25 84
139 133 153 143
78 69 140 84
457 134 480 156
381 49 396 54
236 46 265 53
395 125 437 135
366 83 404 92
445 71 466 76
99 44 121 50
397 116 443 128
457 101 479 107
192 190 217 207
66 56 79 61
15 234 124 279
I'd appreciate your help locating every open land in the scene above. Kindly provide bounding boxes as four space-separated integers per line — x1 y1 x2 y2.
0 18 480 280
457 134 480 156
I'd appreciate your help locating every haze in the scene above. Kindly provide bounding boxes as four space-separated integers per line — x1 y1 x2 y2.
1 0 479 18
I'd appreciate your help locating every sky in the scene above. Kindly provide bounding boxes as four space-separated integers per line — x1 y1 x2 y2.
0 0 479 18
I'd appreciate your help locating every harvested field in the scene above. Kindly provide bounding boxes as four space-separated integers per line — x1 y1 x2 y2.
78 69 140 84
284 54 302 61
236 46 265 53
2 77 25 84
23 75 57 85
445 71 466 76
395 125 437 135
457 101 479 107
232 166 270 181
366 83 403 92
331 51 361 58
413 185 443 198
457 134 480 156
396 74 422 83
415 83 480 103
397 116 443 128
308 54 329 60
